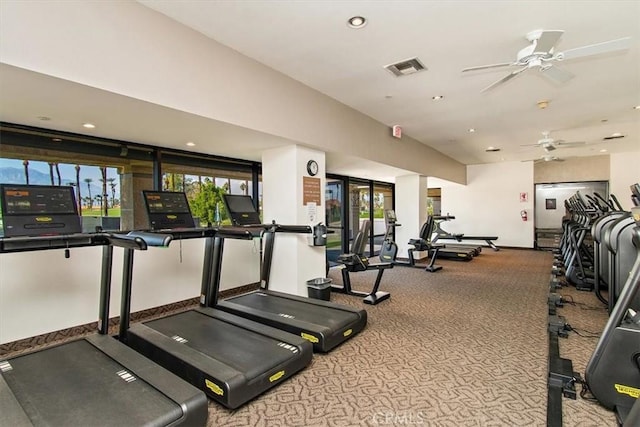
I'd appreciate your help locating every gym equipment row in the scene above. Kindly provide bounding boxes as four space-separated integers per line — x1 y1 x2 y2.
546 184 640 426
0 185 369 426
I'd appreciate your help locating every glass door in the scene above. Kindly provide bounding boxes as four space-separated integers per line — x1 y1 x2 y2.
348 180 371 255
372 183 394 255
326 178 345 264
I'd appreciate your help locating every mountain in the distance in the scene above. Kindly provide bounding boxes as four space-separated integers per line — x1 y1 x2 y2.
0 167 51 185
0 167 108 199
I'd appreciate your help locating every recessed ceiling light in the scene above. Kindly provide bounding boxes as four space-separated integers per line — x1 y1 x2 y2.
432 95 444 101
468 128 476 133
600 149 608 153
82 123 96 129
52 138 62 142
634 105 640 110
485 146 501 152
37 116 51 121
347 16 367 29
611 132 622 137
186 141 196 147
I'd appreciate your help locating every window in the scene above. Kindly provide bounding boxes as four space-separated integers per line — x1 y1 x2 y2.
0 154 122 233
0 123 262 233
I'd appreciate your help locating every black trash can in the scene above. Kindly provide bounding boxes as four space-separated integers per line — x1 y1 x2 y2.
307 278 332 301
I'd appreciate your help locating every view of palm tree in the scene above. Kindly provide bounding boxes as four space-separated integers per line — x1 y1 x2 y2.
0 158 120 217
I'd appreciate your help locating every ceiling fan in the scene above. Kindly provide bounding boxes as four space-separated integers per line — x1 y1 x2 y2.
522 155 566 163
462 29 631 92
537 155 565 163
521 131 585 153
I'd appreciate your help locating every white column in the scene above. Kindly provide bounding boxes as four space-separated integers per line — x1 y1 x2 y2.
395 174 428 259
262 145 326 296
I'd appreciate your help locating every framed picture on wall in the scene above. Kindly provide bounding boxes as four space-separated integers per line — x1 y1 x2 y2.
546 198 557 210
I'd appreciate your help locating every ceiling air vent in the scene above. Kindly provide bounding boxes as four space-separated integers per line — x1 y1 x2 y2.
384 57 427 77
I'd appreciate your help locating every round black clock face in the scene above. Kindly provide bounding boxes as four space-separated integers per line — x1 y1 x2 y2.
307 160 319 176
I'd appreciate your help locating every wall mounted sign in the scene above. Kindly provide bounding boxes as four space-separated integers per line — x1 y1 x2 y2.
303 176 321 206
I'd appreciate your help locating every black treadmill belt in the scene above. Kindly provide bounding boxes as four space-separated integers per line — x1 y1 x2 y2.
228 292 356 329
2 339 182 426
144 310 295 381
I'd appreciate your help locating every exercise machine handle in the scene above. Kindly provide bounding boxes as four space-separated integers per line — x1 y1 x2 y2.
272 224 313 234
214 227 255 240
125 231 173 248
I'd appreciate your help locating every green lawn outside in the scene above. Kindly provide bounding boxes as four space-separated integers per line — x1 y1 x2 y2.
81 207 121 217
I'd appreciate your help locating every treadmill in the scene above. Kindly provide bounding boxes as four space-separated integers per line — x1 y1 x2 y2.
215 194 367 351
0 184 207 426
120 190 313 409
142 192 367 353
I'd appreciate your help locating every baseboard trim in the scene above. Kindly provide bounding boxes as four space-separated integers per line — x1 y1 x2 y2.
0 282 260 357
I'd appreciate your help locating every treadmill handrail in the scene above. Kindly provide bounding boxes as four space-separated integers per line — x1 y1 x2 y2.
122 231 172 248
0 232 158 253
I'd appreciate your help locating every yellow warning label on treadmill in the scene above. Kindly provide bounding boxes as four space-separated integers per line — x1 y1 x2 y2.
343 329 353 337
301 332 319 343
205 379 224 396
269 370 285 382
35 217 52 222
166 215 177 219
615 384 640 398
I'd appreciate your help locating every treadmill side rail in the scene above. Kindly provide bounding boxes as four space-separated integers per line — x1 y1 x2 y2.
87 335 209 427
125 307 313 409
218 290 368 352
0 373 32 426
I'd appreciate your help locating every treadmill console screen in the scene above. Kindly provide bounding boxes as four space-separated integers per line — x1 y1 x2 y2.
0 184 81 237
222 194 261 226
142 191 195 230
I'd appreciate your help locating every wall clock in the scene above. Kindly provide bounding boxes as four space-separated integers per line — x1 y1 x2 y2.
306 160 319 176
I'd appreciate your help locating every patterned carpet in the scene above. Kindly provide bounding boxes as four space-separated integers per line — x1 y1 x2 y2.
2 248 617 425
205 248 616 426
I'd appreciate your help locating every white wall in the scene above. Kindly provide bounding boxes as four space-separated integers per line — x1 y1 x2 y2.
0 239 260 344
262 146 326 296
437 161 535 248
395 174 427 258
610 151 640 210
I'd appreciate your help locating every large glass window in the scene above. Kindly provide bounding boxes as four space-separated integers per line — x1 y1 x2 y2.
0 156 122 233
0 124 261 233
162 163 257 226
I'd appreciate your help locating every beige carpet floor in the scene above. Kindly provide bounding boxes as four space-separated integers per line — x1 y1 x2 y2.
206 248 616 426
1 247 617 426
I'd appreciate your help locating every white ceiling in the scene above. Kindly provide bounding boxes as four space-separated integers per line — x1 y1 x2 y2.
1 1 639 182
138 0 640 165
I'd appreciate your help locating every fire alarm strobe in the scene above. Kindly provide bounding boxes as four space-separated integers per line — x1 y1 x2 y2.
392 125 402 139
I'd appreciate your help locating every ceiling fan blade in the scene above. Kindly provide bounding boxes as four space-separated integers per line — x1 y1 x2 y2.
461 62 513 72
480 66 527 92
557 141 586 147
534 30 564 54
557 37 632 61
541 65 574 84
